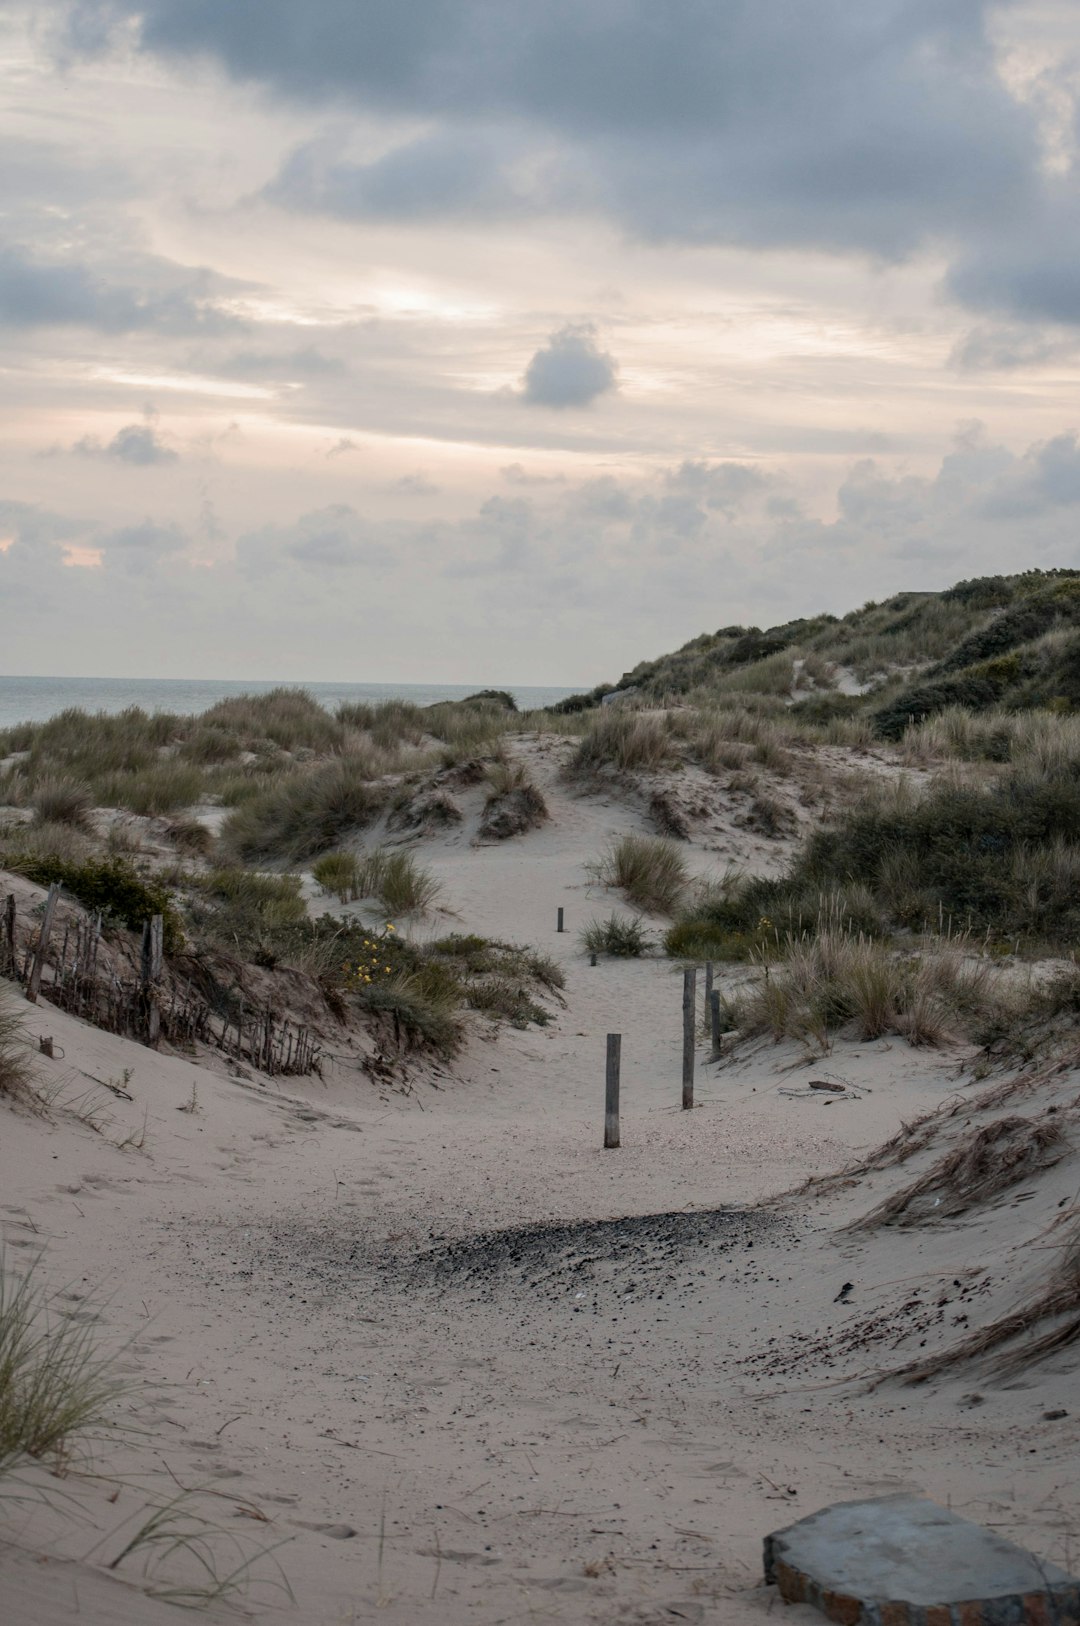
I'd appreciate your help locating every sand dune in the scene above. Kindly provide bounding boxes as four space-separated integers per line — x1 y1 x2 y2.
1 736 1077 1624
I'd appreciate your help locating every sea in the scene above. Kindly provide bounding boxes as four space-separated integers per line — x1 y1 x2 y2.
0 676 580 732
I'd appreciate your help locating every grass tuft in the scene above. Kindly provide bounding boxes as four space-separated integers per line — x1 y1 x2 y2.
589 833 689 915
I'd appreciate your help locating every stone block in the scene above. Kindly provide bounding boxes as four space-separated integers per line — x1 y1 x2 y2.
764 1495 1080 1626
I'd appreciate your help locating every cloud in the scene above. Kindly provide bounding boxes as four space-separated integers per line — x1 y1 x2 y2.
949 323 1080 371
216 345 347 378
500 463 565 486
68 1 1041 265
393 474 440 496
69 423 179 465
98 519 189 573
0 497 86 548
265 129 525 221
236 504 392 573
522 323 617 409
945 215 1080 326
0 244 241 334
665 460 771 515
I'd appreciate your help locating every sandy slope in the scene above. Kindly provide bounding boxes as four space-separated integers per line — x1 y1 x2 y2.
1 739 1077 1624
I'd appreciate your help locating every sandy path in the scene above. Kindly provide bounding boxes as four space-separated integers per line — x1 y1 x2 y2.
2 747 1077 1623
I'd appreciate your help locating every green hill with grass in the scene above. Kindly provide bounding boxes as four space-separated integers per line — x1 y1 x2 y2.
555 568 1080 733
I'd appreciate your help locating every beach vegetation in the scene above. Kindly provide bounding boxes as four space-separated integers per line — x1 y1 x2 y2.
589 833 689 915
581 914 650 957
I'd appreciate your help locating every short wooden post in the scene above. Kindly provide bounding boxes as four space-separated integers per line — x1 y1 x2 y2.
141 913 164 1047
557 907 565 933
709 989 722 1058
26 883 61 1004
3 893 15 976
38 1036 54 1059
604 1033 621 1149
590 952 597 966
703 961 713 1031
682 966 696 1109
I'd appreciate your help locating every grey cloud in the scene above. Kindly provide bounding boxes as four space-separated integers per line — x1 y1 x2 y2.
665 460 770 515
946 214 1080 326
949 323 1080 371
236 504 392 573
0 244 241 334
522 324 617 409
979 433 1080 519
69 423 179 465
0 497 85 548
68 1 1040 263
266 129 525 221
393 474 440 496
500 463 565 486
98 519 189 573
216 345 347 378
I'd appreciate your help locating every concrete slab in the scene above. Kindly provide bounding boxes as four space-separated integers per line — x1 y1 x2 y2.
764 1495 1080 1625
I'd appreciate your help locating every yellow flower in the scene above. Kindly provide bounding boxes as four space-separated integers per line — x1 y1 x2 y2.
386 924 395 933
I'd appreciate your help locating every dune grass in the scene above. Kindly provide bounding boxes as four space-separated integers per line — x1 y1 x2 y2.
0 1254 124 1477
589 833 689 915
570 710 679 776
0 997 36 1110
29 776 94 830
581 914 650 957
719 926 1012 1053
220 761 388 863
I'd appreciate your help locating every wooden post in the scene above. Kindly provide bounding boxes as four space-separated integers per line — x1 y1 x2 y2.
141 914 164 1047
709 989 722 1058
682 966 696 1110
38 1036 54 1059
703 961 713 1033
604 1033 621 1149
3 893 15 976
26 883 61 1004
557 907 565 933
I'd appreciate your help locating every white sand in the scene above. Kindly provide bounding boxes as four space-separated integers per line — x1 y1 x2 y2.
2 740 1077 1623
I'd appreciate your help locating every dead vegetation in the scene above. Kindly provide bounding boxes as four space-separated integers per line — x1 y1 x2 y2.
853 1114 1069 1228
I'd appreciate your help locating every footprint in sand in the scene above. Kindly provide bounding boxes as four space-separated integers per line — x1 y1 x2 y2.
293 1521 358 1539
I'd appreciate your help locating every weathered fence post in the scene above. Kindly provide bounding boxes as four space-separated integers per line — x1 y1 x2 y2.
3 893 15 977
557 907 565 933
709 989 722 1058
604 1033 621 1149
682 966 696 1109
141 913 164 1047
26 883 61 1004
702 961 714 1035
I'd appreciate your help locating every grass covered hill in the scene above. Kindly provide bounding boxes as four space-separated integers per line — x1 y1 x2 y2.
554 568 1080 734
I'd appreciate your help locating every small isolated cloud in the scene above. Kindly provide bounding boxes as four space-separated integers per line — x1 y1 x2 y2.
326 437 358 459
70 423 179 465
393 474 440 497
500 463 565 486
521 323 618 409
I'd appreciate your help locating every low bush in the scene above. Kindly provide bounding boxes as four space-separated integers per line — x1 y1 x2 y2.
581 914 650 957
589 834 688 915
2 854 184 952
423 932 564 993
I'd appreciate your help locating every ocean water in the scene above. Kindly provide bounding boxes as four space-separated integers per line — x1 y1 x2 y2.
0 676 579 732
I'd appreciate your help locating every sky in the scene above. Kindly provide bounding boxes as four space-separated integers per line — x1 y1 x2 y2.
2 2 1080 685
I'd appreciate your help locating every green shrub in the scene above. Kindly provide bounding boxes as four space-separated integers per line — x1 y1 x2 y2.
581 914 650 957
2 854 183 952
589 834 689 915
424 933 564 992
357 849 441 916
